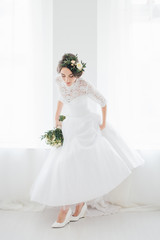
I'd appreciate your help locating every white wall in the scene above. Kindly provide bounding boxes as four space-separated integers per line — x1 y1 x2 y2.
52 0 98 115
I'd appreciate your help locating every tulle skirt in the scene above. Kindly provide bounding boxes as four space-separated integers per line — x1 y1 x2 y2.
29 111 145 213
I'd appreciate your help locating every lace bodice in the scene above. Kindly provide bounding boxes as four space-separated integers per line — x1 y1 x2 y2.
55 76 107 107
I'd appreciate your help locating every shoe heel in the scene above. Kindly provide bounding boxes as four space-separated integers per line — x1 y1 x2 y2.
70 203 87 222
82 210 87 218
79 203 87 219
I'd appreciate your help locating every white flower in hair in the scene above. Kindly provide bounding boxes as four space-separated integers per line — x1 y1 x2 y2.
76 62 83 70
71 60 76 64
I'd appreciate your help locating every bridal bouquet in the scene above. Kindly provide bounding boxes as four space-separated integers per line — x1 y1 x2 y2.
40 115 66 148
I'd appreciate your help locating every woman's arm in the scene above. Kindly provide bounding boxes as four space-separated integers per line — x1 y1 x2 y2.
99 104 107 130
85 79 107 130
55 100 63 127
85 80 107 108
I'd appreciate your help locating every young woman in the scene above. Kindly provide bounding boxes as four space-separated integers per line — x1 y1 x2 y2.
30 53 145 228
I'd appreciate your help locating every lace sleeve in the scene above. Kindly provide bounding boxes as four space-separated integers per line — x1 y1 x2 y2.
57 90 64 103
55 76 64 103
86 80 107 107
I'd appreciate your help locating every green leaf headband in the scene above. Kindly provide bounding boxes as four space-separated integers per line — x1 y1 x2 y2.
60 54 86 74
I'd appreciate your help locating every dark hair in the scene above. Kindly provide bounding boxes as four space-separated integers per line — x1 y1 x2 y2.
57 53 83 78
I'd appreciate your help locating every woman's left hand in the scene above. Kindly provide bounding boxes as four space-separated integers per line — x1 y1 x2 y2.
99 123 106 130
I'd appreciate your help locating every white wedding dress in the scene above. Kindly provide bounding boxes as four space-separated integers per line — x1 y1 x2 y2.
30 75 145 217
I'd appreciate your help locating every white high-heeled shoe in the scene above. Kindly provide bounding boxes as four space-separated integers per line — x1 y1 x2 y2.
51 208 72 228
70 202 87 222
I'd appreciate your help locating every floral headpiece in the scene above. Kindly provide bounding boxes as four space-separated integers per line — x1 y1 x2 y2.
60 54 86 74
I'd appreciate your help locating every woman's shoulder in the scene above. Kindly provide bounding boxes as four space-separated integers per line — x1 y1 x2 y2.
55 75 62 84
77 77 89 86
78 77 95 90
55 76 60 82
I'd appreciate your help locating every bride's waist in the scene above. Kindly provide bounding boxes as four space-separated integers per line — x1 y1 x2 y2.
64 107 91 117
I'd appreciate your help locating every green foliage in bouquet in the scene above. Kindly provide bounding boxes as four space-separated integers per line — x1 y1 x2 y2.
41 115 66 148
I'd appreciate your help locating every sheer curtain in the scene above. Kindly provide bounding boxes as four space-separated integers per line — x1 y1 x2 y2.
0 0 53 149
97 0 160 150
0 0 54 211
97 0 160 211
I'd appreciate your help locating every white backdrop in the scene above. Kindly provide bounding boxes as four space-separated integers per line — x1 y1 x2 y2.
52 0 99 118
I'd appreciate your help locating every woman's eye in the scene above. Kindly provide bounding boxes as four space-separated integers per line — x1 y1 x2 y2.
62 76 73 78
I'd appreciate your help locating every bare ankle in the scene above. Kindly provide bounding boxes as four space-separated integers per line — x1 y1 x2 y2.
76 202 84 207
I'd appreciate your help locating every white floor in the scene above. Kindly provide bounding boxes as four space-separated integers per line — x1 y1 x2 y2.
0 208 160 240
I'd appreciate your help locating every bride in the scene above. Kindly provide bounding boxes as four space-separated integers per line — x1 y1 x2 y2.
30 53 145 228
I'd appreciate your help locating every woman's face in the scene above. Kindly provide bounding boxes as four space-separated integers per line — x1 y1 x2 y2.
60 67 77 86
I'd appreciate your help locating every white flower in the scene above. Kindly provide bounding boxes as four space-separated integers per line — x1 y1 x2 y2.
76 62 83 70
71 60 75 64
56 142 61 147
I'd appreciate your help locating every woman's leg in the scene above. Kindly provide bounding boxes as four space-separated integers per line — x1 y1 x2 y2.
72 202 85 216
56 202 85 222
56 205 70 223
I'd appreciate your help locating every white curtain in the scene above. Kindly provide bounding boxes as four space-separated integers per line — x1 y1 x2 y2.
98 0 160 150
0 0 53 149
96 0 160 214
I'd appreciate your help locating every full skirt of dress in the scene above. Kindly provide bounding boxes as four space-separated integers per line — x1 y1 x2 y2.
29 111 145 216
